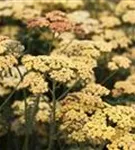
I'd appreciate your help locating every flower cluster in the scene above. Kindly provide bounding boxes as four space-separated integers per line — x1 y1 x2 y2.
27 10 73 33
107 133 135 150
99 15 121 28
0 1 42 22
114 73 135 95
92 29 132 49
0 1 135 149
18 71 48 94
21 54 94 87
82 83 110 96
0 36 25 96
108 55 132 71
57 90 135 147
57 91 106 143
116 0 135 25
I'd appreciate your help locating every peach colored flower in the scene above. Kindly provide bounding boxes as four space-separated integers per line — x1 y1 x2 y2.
27 17 50 28
50 21 72 33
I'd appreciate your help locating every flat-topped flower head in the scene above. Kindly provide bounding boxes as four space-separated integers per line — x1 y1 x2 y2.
0 37 24 57
21 54 94 87
27 10 73 33
27 17 50 28
108 55 132 71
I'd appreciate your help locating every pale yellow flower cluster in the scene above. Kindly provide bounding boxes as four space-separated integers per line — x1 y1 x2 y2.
107 133 135 150
77 18 102 35
52 40 100 59
11 96 51 135
21 54 94 86
18 71 48 94
67 11 102 35
123 10 135 25
83 110 116 144
93 29 132 49
114 73 135 95
57 91 107 143
82 83 110 96
0 37 25 95
67 10 90 24
59 91 105 114
0 1 13 17
0 55 18 72
99 15 121 28
116 0 135 24
0 0 84 22
116 0 135 15
108 55 131 71
52 39 113 67
103 105 135 131
57 89 135 146
0 1 41 22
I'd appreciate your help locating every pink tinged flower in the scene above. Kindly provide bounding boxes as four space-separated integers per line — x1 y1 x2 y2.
50 21 73 33
27 17 50 28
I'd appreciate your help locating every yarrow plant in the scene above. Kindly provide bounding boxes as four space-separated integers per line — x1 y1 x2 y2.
0 0 135 150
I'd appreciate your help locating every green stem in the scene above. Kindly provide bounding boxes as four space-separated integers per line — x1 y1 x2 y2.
101 70 118 85
0 66 24 111
22 89 29 150
0 81 20 111
48 80 56 150
56 80 79 101
16 67 30 150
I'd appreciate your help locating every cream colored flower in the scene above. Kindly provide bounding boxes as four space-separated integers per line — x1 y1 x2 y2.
0 55 18 72
108 55 131 70
122 10 135 24
114 73 135 95
22 54 94 86
100 15 121 28
19 71 48 94
82 83 110 96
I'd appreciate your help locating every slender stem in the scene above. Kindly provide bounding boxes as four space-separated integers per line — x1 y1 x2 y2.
56 80 79 101
22 89 29 150
48 80 56 150
101 70 118 85
0 66 24 111
29 95 40 131
16 67 30 150
0 81 21 111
